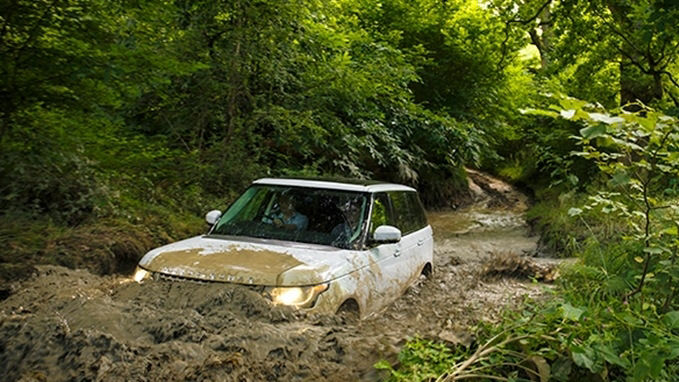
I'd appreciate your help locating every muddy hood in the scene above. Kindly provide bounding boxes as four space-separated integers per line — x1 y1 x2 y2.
139 235 368 286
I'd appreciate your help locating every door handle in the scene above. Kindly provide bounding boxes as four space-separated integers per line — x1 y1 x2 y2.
417 239 424 246
394 248 401 257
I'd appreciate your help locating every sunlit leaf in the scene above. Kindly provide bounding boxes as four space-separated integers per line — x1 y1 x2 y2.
568 207 583 216
561 303 584 320
589 112 624 124
559 98 588 111
520 108 559 118
643 247 663 255
560 109 576 119
580 125 606 139
662 226 678 236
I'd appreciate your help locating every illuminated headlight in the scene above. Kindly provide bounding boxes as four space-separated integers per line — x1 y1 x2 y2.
133 266 151 283
270 284 329 308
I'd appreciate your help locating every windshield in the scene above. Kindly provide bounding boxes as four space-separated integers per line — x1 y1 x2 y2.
210 185 369 249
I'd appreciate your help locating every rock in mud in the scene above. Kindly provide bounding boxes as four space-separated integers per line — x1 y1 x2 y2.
481 252 559 282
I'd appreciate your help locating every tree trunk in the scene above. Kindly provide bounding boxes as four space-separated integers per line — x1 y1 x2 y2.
607 1 662 107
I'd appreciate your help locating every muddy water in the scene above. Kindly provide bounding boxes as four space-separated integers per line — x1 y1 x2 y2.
0 173 557 381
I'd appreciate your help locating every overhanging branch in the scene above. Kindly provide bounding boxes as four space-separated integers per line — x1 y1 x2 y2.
497 0 553 68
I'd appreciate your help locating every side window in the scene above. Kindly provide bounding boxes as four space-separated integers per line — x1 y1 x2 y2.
369 193 393 235
388 191 412 234
388 191 427 235
408 192 428 230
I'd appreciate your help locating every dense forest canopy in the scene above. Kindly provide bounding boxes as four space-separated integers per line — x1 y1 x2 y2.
1 0 677 218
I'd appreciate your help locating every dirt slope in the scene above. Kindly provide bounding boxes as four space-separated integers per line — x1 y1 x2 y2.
0 171 561 381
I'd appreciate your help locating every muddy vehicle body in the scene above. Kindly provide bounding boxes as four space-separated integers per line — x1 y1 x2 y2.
135 178 433 318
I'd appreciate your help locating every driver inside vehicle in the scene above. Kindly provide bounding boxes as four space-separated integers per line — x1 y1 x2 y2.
264 193 309 231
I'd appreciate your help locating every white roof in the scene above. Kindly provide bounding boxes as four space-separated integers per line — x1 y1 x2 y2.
253 178 416 193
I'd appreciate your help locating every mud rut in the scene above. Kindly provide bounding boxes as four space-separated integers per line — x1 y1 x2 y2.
0 172 562 382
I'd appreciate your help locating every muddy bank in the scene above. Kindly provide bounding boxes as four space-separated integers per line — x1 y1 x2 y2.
0 172 565 381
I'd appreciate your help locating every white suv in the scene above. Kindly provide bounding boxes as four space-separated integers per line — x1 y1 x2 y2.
134 178 433 318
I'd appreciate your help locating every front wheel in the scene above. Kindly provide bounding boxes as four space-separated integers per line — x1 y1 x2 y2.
336 299 360 322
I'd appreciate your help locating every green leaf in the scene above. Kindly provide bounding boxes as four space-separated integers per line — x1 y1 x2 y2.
643 247 663 255
662 226 678 236
619 311 643 326
559 98 588 111
579 125 606 139
663 311 679 329
610 171 630 186
571 346 597 372
561 303 585 321
551 357 572 380
520 108 559 118
529 356 550 382
588 112 624 124
596 345 629 368
568 207 583 217
560 109 576 119
567 174 579 185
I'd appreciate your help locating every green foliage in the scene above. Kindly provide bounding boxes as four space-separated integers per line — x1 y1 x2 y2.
491 0 679 108
385 99 679 380
375 338 459 381
543 99 679 303
526 192 626 257
485 0 679 189
383 292 679 381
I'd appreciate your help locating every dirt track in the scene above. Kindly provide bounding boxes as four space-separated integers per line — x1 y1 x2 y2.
0 172 561 381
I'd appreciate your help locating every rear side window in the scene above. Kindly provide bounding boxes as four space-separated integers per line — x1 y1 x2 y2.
408 192 428 230
369 192 395 236
388 191 427 235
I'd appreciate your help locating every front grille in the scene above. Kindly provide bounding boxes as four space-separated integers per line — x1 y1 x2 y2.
152 272 267 293
154 272 210 284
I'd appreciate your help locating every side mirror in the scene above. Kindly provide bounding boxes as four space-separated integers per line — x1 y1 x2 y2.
373 225 401 243
205 210 222 225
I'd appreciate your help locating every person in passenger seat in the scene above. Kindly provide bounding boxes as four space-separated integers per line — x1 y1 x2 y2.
331 200 361 245
268 193 308 231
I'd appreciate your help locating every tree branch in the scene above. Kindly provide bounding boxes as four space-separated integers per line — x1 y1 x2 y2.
497 0 554 68
624 129 674 302
660 70 679 89
614 44 651 74
658 41 679 68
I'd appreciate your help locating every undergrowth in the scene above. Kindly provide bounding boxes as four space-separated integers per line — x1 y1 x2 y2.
0 205 206 284
379 100 679 381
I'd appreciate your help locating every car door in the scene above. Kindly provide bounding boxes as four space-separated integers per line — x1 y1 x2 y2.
363 192 403 307
363 192 419 308
405 191 433 272
388 191 427 286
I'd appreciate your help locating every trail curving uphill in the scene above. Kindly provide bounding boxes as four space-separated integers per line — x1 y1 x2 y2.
0 171 561 381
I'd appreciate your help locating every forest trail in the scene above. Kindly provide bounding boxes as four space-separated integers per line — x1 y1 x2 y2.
0 171 564 381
